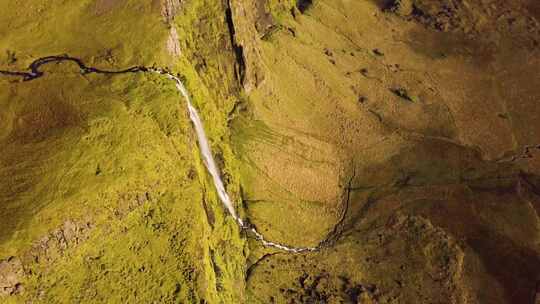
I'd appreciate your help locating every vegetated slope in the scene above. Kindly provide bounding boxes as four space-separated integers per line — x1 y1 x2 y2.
0 0 248 303
230 0 540 303
1 0 539 303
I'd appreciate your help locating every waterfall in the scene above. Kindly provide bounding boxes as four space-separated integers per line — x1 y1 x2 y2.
150 68 317 253
0 55 321 253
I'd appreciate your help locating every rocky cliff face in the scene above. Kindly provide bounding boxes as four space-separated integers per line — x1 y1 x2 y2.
0 0 539 303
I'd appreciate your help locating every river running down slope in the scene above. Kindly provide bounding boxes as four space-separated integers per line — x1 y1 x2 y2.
153 68 320 253
0 55 320 253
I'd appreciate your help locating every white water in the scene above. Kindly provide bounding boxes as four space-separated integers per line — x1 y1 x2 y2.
150 68 317 253
1 58 321 253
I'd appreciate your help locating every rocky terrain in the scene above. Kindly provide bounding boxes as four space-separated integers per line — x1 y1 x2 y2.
1 0 539 303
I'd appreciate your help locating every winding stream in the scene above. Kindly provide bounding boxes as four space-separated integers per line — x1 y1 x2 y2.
0 56 342 253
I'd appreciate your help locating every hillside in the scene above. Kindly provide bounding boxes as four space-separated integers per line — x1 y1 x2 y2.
1 0 539 303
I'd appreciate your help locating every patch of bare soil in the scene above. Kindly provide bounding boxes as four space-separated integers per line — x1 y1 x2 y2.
0 257 24 297
166 26 181 58
160 0 182 24
0 220 92 299
23 220 93 265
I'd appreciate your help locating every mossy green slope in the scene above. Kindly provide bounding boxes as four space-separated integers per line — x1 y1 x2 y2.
0 64 245 303
1 0 248 302
2 0 539 303
232 0 540 303
0 0 170 69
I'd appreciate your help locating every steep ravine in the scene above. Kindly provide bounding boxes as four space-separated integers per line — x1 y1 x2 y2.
1 55 349 254
0 52 355 301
